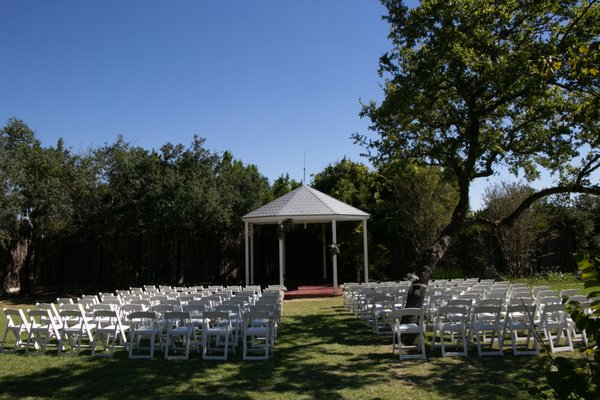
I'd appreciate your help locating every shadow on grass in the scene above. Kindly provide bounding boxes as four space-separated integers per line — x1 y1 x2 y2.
0 298 546 399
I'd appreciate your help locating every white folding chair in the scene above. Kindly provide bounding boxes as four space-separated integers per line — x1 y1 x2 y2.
242 311 272 360
91 310 124 357
538 303 573 353
392 308 426 360
128 311 162 359
1 308 30 353
202 311 233 360
164 311 198 360
434 305 469 357
58 309 86 356
25 309 57 355
503 304 539 356
471 305 503 356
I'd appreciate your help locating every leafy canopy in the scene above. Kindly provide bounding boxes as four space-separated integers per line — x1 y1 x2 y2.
357 0 599 190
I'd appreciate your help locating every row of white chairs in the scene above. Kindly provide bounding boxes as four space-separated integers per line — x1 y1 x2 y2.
1 285 284 360
342 279 596 359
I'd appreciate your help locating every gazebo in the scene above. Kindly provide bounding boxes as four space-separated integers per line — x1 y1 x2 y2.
242 184 370 293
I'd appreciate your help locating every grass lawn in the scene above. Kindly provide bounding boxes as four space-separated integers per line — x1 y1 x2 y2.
0 281 588 400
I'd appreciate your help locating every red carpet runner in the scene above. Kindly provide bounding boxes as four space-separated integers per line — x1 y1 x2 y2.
284 285 342 300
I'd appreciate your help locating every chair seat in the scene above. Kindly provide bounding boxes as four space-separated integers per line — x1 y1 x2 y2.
394 323 420 334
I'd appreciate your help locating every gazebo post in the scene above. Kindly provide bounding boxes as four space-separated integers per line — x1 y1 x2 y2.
332 219 338 295
250 224 254 285
363 218 369 283
322 224 327 280
244 221 249 287
279 222 285 287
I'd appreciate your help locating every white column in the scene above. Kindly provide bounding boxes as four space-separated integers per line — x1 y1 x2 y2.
279 223 285 287
250 224 255 284
363 218 369 283
322 224 327 280
332 219 338 295
244 221 249 287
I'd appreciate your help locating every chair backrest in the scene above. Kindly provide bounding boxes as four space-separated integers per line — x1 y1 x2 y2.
93 309 120 328
60 303 84 312
152 305 175 317
101 298 121 307
447 299 472 308
559 288 580 298
509 296 535 306
506 304 536 323
164 311 192 328
472 305 501 323
129 311 159 330
540 303 568 324
159 299 181 310
203 311 229 322
79 295 99 304
532 285 550 295
3 308 28 330
28 309 55 329
242 311 270 327
479 298 503 307
60 309 84 328
90 304 114 312
511 288 532 298
56 297 74 305
437 305 468 322
566 295 588 304
187 299 212 309
216 304 240 316
537 296 561 306
392 307 424 321
183 304 206 317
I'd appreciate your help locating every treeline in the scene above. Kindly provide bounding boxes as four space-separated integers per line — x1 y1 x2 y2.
1 118 599 293
0 118 274 293
311 162 600 282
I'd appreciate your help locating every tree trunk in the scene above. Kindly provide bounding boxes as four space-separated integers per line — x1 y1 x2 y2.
401 171 471 343
405 233 453 308
19 231 38 294
176 237 184 285
2 238 29 293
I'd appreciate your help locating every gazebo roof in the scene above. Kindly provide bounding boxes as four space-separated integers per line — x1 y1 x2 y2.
242 184 370 224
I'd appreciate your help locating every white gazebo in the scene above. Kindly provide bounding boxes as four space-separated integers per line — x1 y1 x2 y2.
242 184 370 293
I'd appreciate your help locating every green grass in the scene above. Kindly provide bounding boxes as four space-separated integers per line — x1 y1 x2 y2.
0 280 588 400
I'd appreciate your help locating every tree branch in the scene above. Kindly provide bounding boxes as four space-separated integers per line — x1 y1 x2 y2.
467 184 600 229
556 0 599 50
576 154 600 185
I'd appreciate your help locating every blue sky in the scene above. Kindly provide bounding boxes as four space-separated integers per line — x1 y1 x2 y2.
0 0 565 210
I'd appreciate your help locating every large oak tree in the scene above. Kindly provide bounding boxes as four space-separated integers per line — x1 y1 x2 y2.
356 0 600 307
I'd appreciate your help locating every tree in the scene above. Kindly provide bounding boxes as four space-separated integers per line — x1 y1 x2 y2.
0 118 77 292
481 182 547 277
374 162 457 278
356 0 600 309
271 173 301 198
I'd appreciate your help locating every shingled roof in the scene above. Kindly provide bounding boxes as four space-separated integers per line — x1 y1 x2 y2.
242 184 369 224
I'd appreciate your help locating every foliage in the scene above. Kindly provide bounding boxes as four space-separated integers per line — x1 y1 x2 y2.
540 194 600 255
481 182 548 277
271 173 301 199
372 162 457 277
527 251 600 399
312 159 377 281
354 0 600 303
0 119 272 291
